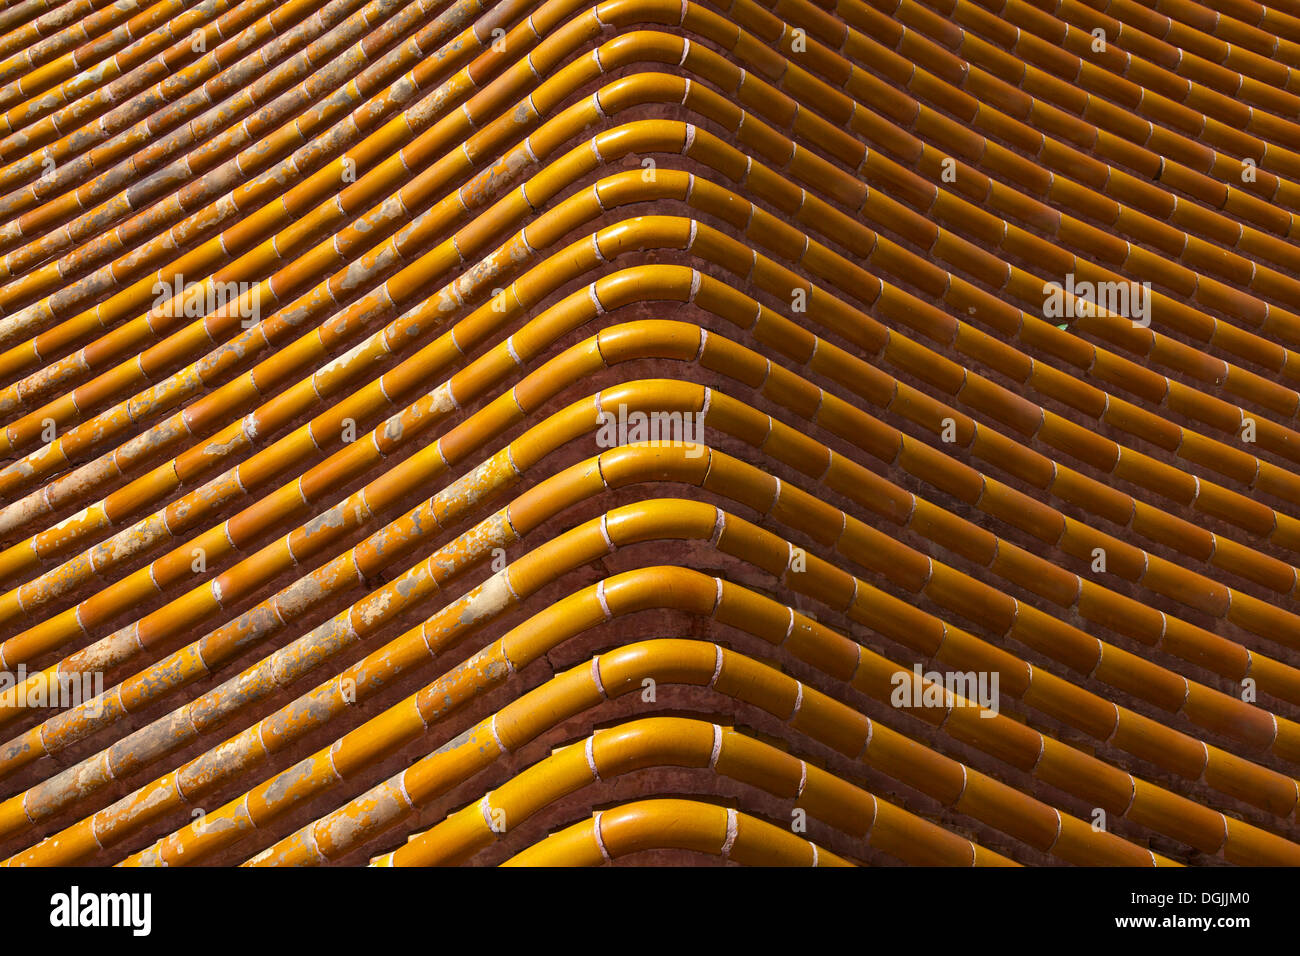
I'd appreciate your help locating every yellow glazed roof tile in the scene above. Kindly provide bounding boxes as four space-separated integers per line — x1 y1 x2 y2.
0 0 1294 869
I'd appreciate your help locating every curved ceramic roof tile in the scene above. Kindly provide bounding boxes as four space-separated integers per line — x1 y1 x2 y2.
0 0 1295 867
